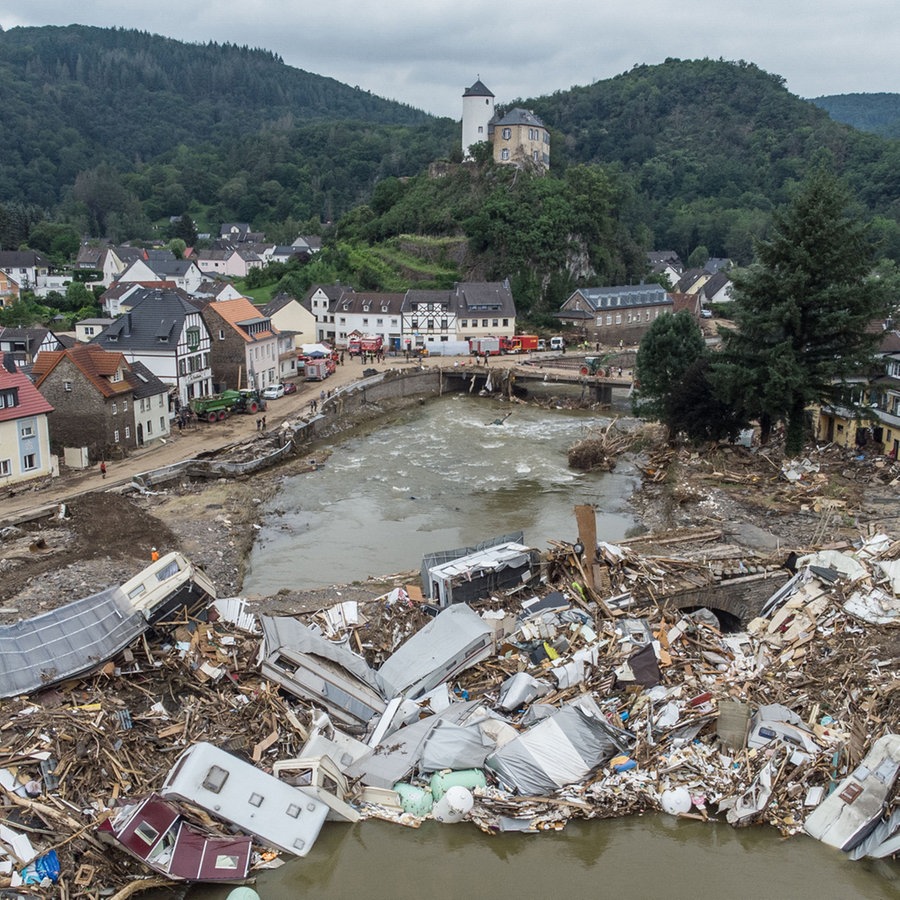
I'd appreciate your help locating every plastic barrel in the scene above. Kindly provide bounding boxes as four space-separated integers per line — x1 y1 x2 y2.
429 769 487 802
433 786 474 824
393 782 434 817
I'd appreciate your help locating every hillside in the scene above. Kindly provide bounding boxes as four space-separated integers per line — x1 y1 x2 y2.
0 24 444 209
811 92 900 138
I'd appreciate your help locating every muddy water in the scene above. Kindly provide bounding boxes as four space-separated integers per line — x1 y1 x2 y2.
186 817 898 900
220 394 899 899
244 394 639 593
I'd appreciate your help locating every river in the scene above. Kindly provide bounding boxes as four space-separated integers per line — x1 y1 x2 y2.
244 393 639 593
201 394 898 898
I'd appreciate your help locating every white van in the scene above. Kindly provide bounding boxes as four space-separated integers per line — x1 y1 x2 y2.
550 336 565 351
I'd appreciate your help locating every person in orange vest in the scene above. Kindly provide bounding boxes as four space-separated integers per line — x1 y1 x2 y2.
150 547 160 562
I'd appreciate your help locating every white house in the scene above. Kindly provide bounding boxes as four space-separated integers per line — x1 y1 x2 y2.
0 358 54 488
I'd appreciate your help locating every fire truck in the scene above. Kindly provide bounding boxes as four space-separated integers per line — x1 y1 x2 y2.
500 334 540 354
348 334 384 356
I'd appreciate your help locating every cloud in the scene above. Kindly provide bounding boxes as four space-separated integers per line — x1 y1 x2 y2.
2 0 900 116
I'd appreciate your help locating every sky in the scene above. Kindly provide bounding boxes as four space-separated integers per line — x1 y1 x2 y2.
1 1 898 118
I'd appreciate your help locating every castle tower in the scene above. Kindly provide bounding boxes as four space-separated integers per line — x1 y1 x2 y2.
461 78 495 159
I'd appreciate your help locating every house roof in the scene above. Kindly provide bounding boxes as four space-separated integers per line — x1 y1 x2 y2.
337 292 405 315
263 292 301 316
0 363 53 422
676 268 709 292
125 360 168 400
94 287 200 352
206 298 277 342
452 281 517 316
878 329 900 353
492 107 545 128
463 79 494 98
304 283 355 309
0 250 50 269
568 284 670 311
0 326 60 352
700 271 732 299
33 344 134 399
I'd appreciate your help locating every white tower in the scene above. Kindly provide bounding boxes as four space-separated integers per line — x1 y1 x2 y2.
461 78 495 159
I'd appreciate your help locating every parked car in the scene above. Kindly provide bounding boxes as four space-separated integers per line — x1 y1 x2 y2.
701 308 713 319
283 382 298 395
263 383 285 400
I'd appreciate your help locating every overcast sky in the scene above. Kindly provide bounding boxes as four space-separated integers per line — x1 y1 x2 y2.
1 1 898 118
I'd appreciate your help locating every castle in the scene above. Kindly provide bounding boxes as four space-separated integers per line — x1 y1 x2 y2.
461 78 550 170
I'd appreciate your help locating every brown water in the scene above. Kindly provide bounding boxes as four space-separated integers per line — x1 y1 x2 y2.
186 816 898 900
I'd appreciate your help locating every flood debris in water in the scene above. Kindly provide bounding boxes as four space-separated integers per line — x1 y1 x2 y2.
0 522 899 896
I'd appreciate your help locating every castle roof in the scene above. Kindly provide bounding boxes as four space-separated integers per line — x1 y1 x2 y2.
463 79 494 98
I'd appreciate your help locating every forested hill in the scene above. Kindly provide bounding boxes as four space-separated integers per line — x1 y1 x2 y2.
0 24 437 207
810 92 900 138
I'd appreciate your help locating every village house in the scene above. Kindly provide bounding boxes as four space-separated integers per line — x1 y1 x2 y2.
262 293 317 381
0 354 54 488
698 271 735 307
75 318 115 343
195 297 281 392
0 250 50 292
558 284 673 345
446 281 516 347
302 284 355 345
219 223 265 244
90 287 214 410
32 344 170 458
190 246 264 279
0 268 22 307
813 329 900 458
334 291 405 351
117 257 204 294
192 281 246 304
0 326 70 369
646 250 684 287
676 268 712 295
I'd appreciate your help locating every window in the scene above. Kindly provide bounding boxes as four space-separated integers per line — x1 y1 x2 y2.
146 420 152 435
501 149 510 161
503 319 509 327
114 429 120 442
134 821 159 846
502 128 511 140
159 395 164 407
160 416 166 431
249 793 264 807
482 319 488 328
202 766 229 793
179 359 187 376
0 459 11 476
123 400 128 412
125 427 131 439
492 319 499 328
111 402 118 415
64 381 73 392
22 453 36 470
20 424 34 438
218 329 225 341
214 855 240 871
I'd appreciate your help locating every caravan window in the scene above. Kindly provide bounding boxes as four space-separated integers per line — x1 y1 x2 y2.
215 854 241 870
249 793 264 807
202 765 229 793
286 803 302 818
135 821 159 845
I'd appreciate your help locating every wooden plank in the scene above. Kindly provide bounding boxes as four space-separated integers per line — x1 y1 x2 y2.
574 504 597 590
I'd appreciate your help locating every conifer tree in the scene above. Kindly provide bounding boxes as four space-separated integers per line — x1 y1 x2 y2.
717 168 892 456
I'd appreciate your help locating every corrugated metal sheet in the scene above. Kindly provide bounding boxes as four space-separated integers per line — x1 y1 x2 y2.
0 587 144 697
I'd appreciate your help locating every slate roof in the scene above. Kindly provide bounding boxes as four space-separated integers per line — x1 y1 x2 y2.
93 288 199 351
567 284 671 311
263 292 301 316
0 364 53 423
403 289 452 311
336 292 405 315
463 79 495 98
0 250 50 269
452 281 517 316
32 344 134 400
492 108 546 129
125 361 168 400
700 271 732 300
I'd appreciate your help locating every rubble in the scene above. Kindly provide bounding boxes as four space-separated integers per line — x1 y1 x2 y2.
0 518 898 897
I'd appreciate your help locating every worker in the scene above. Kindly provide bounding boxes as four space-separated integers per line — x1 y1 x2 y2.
99 461 107 479
150 547 160 562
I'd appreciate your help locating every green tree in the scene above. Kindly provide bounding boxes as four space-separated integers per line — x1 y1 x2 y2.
633 309 707 432
717 168 893 455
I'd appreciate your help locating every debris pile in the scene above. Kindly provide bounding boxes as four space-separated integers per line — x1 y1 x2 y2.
0 529 898 896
